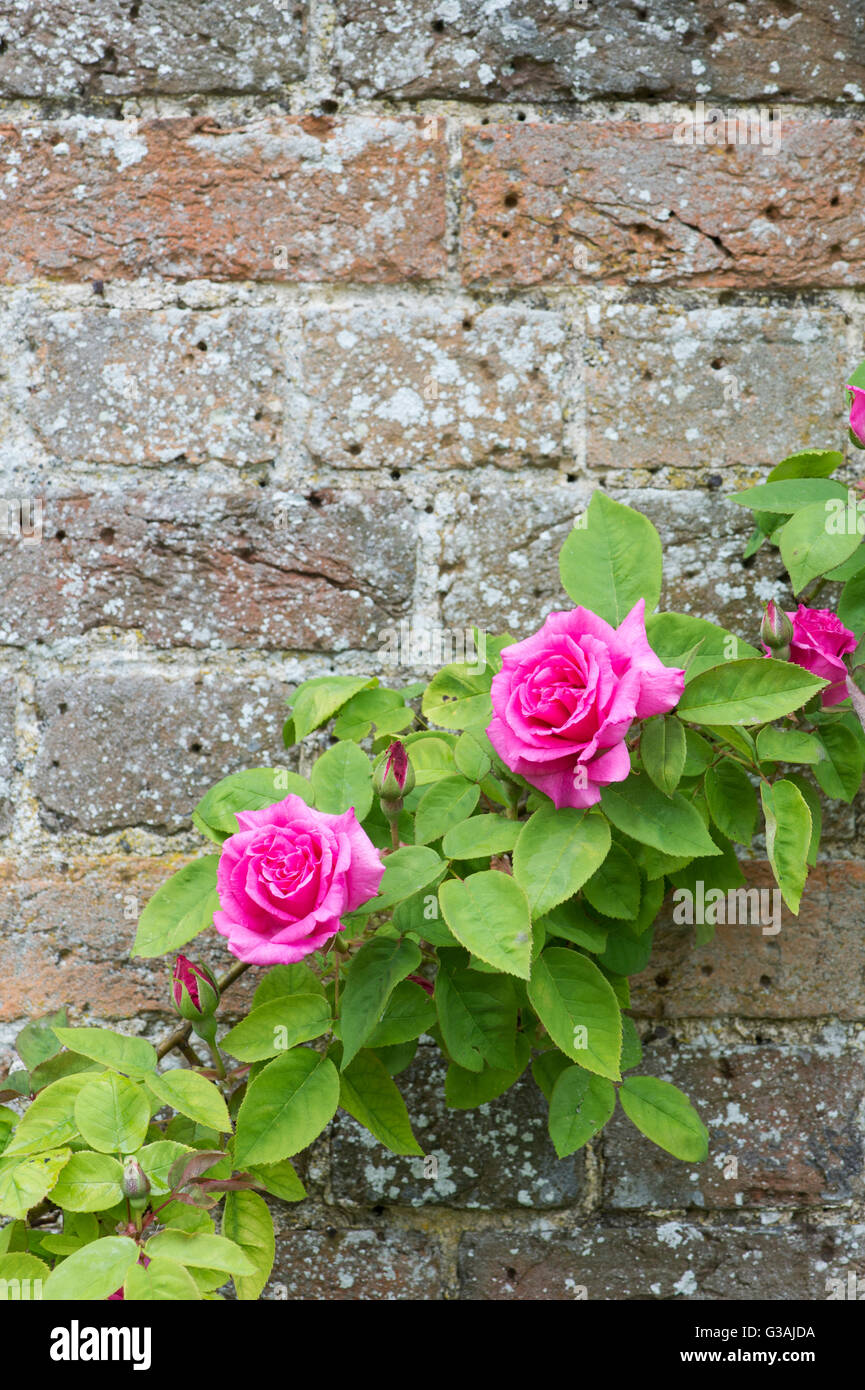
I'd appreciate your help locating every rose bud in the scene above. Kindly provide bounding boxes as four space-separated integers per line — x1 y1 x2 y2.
373 740 415 819
122 1158 151 1203
847 384 865 449
760 600 794 662
171 955 219 1036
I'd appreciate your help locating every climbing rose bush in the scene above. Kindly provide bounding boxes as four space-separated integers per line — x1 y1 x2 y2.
3 364 865 1302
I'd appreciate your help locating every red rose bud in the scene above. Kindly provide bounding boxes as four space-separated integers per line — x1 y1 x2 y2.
760 600 794 661
171 955 219 1024
373 740 415 807
122 1158 151 1202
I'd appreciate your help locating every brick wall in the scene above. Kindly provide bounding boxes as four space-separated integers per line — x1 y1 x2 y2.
0 1 864 1300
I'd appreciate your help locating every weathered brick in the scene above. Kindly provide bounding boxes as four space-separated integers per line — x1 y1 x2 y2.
458 1219 865 1300
266 1227 445 1300
0 855 263 1023
331 1045 584 1210
32 671 292 832
0 116 447 284
332 1 865 105
302 301 567 472
0 489 417 650
630 862 865 1021
604 1038 865 1210
437 485 785 641
0 677 16 836
0 2 307 97
585 302 847 473
22 307 283 467
461 121 865 288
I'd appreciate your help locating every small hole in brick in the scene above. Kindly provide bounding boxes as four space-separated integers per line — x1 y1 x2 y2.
58 702 67 714
100 526 115 543
706 473 722 490
710 357 724 370
306 492 324 508
654 972 669 987
759 974 772 988
254 410 263 421
566 473 577 482
424 503 434 514
516 110 526 121
55 529 66 541
830 243 843 256
765 204 780 221
189 742 202 754
501 229 510 239
390 468 401 480
505 1266 518 1280
504 190 519 209
371 1204 385 1216
462 317 473 330
701 964 713 977
830 193 840 207
348 442 362 456
321 99 339 114
325 1226 337 1238
51 759 59 768
196 340 207 351
431 17 445 31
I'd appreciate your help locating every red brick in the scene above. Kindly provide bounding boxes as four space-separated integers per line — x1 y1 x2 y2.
630 862 865 1020
0 489 417 650
0 116 447 283
267 1228 445 1300
461 120 865 288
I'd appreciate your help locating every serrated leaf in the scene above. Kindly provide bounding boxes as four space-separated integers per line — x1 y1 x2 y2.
527 948 622 1081
234 1050 339 1166
513 807 611 917
132 856 219 959
619 1077 708 1161
559 491 662 626
338 1051 423 1156
438 871 532 980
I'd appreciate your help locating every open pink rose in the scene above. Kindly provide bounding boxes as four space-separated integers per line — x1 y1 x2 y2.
764 604 856 708
487 599 684 809
214 795 384 965
847 384 865 446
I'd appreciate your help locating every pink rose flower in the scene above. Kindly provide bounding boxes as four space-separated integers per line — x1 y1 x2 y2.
847 384 865 446
214 794 384 965
487 599 684 809
763 604 856 708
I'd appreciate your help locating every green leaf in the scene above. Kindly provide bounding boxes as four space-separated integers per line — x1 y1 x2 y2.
74 1074 150 1155
814 723 865 802
247 1159 306 1203
837 572 865 637
413 775 480 844
401 733 457 784
124 1255 202 1301
598 920 655 977
147 1070 231 1134
548 1068 616 1157
704 762 758 844
761 780 812 915
646 613 759 682
434 954 518 1072
3 1075 91 1156
513 807 611 916
600 779 719 858
52 1027 156 1078
538 900 608 953
136 1140 194 1196
222 995 332 1063
0 1252 49 1298
640 714 687 794
620 1016 643 1071
422 663 492 731
527 948 622 1081
454 730 493 781
825 547 865 582
339 932 421 1068
43 1235 140 1301
677 659 826 725
310 741 373 818
50 1152 125 1212
779 500 861 593
729 478 848 512
766 448 843 481
192 768 313 843
15 1010 66 1071
338 1051 423 1156
438 871 532 980
0 1149 71 1219
144 1229 256 1276
333 687 407 741
786 773 822 867
234 1050 340 1166
445 1035 531 1109
755 727 823 766
367 981 436 1047
353 845 445 913
441 814 520 860
291 675 377 741
559 491 662 626
253 962 326 1007
132 856 219 959
583 842 641 919
222 1191 275 1301
619 1077 708 1161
